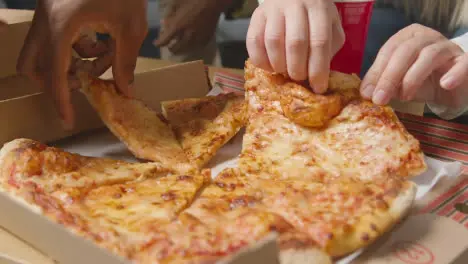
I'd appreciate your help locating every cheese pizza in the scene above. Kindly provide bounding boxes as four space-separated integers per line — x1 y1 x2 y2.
240 61 426 257
0 61 428 263
161 93 246 169
79 73 195 174
242 61 426 183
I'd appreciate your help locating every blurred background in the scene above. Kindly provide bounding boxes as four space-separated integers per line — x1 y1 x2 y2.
0 0 253 69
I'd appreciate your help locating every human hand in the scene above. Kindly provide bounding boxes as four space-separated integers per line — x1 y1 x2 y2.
361 24 468 109
154 0 230 54
246 0 345 94
17 0 148 128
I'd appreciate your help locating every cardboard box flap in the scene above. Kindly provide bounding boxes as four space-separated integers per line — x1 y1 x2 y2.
100 58 176 80
0 9 33 79
0 9 34 25
133 60 210 111
0 228 54 264
0 60 210 147
0 75 40 101
0 90 102 147
0 185 281 264
0 192 127 264
217 234 279 264
355 214 468 264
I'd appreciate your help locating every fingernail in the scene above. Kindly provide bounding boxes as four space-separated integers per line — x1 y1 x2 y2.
361 84 375 99
373 90 388 105
440 75 458 90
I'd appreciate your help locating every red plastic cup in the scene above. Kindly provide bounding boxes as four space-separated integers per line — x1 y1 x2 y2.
331 0 375 75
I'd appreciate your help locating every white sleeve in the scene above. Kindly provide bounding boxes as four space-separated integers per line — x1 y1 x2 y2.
426 32 468 120
451 32 468 52
258 0 264 4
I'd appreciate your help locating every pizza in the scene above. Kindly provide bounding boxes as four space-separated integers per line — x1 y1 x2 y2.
161 93 246 169
277 71 361 128
0 61 428 263
0 139 330 263
79 72 196 174
240 60 426 258
242 61 426 183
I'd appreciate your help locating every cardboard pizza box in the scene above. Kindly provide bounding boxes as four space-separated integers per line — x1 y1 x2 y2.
0 9 34 79
0 61 281 264
0 59 210 147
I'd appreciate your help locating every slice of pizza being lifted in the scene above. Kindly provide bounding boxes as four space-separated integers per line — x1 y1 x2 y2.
161 93 247 169
79 73 196 174
239 61 426 258
241 61 427 183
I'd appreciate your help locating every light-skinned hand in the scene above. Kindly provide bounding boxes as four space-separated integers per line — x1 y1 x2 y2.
246 0 345 93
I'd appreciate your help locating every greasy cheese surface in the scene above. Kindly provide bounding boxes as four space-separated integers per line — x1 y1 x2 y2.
254 178 413 257
162 93 247 169
240 101 425 183
0 139 214 261
136 168 329 264
80 75 195 174
0 139 167 194
240 61 425 257
242 62 426 183
57 172 209 257
0 64 427 263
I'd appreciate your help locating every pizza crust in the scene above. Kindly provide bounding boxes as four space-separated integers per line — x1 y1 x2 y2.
79 73 196 174
388 181 417 222
326 181 417 257
0 62 426 263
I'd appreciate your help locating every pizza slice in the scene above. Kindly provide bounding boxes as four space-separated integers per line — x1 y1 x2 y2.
239 62 426 258
56 170 210 258
241 63 426 183
0 138 169 195
0 138 210 260
252 177 416 258
161 93 247 169
244 61 360 128
79 73 195 174
137 168 332 264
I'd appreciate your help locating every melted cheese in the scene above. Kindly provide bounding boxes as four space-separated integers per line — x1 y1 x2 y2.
163 93 247 169
80 75 195 174
240 101 426 183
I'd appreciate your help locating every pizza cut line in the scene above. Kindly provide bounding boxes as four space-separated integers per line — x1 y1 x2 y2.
0 60 427 263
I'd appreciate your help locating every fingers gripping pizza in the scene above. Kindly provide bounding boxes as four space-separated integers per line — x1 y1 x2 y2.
79 73 196 174
0 61 427 263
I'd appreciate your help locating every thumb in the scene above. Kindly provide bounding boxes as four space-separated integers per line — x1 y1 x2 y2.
112 24 147 97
